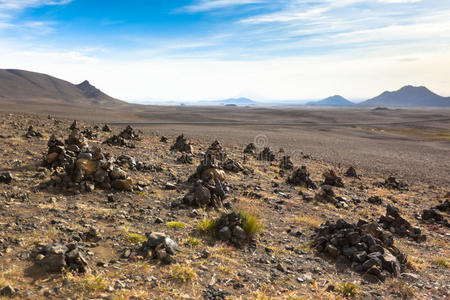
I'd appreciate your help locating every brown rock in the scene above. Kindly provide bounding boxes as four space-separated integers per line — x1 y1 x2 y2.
112 179 133 191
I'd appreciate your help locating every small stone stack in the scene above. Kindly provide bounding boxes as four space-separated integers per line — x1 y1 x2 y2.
279 155 294 170
257 147 275 162
103 135 136 148
378 205 426 242
81 128 97 140
32 243 89 273
222 158 244 173
214 212 251 247
42 131 133 192
69 120 79 130
313 219 407 280
323 169 344 187
102 124 112 132
243 143 257 155
345 166 359 178
287 166 317 189
376 176 408 190
170 134 193 153
421 209 450 228
119 125 141 141
24 125 43 138
138 232 179 264
206 140 227 162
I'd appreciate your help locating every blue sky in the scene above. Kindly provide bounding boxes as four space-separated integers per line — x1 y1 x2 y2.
1 0 450 102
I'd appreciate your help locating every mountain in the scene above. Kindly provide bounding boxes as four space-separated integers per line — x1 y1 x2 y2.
359 85 450 107
0 69 125 106
306 95 355 106
214 97 256 106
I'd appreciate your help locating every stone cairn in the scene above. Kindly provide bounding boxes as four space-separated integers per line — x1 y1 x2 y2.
376 176 408 190
206 140 227 162
102 124 112 132
323 169 344 187
81 128 97 140
257 147 276 162
32 243 89 273
378 204 426 242
123 232 178 265
344 166 359 178
41 130 133 192
184 154 227 208
104 125 140 148
279 155 294 170
214 212 252 247
170 134 193 153
177 153 193 164
243 143 257 155
24 125 43 138
420 200 450 228
313 218 407 280
69 120 79 131
287 166 317 189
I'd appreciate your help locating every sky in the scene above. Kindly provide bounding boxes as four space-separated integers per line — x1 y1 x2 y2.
0 0 450 102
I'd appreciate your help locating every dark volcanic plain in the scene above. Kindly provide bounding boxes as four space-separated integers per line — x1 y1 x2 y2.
0 102 449 299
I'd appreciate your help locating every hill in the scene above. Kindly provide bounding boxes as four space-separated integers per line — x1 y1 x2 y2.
360 85 450 107
0 69 125 106
306 95 355 106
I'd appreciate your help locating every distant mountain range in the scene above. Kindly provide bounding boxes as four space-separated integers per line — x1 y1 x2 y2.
1 69 449 107
0 69 125 106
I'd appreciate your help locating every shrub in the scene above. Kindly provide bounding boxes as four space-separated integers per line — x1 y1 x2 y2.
198 218 216 233
338 282 359 298
239 211 263 236
185 237 201 247
433 258 449 268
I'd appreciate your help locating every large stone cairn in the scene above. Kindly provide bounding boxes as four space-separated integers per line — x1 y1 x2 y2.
313 218 407 280
119 125 141 141
32 243 89 273
257 147 276 162
206 140 227 162
378 205 426 242
42 130 133 192
214 212 251 247
184 153 227 208
287 165 317 189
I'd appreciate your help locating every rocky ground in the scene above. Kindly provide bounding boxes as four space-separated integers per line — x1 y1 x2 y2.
0 112 449 300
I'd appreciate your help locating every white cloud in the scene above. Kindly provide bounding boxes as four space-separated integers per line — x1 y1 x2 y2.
180 0 266 13
0 0 71 10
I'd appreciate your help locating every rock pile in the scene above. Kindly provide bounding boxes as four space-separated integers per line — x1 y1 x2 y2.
81 128 97 140
287 166 317 189
378 205 426 242
222 158 244 173
24 125 43 138
345 166 359 178
160 136 168 143
243 143 257 155
313 218 407 280
206 140 227 161
376 176 408 190
177 153 193 164
104 135 136 148
102 124 112 132
257 147 275 162
41 131 133 192
119 125 141 141
138 232 178 264
0 172 13 184
32 243 89 273
323 169 344 187
434 200 449 212
214 212 251 246
116 155 157 172
184 179 226 208
421 209 450 227
279 155 294 170
170 134 193 153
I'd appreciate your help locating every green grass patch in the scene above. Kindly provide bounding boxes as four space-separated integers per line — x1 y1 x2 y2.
123 232 147 244
198 218 216 233
184 237 201 247
168 264 197 283
338 282 359 298
166 221 186 229
432 258 449 268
